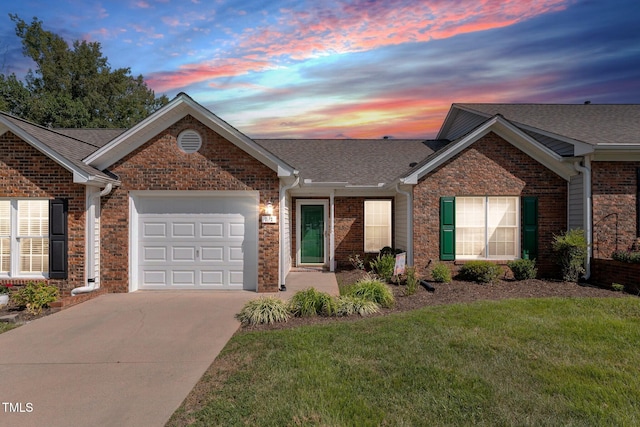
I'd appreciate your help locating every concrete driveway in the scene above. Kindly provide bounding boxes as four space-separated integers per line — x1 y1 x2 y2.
0 291 256 427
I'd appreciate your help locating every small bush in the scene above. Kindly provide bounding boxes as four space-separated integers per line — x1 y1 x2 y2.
552 229 587 282
611 250 640 264
404 267 418 296
348 253 366 270
458 261 502 283
431 263 452 283
370 254 396 282
346 278 395 308
289 288 337 317
236 297 290 326
507 259 538 280
612 283 625 292
336 296 380 316
12 281 59 315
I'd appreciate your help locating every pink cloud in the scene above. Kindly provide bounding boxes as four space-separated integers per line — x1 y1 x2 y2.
148 0 572 92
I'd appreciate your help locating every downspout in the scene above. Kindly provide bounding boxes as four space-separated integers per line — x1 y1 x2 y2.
330 190 335 272
574 158 592 280
279 175 299 291
72 183 113 296
395 182 413 266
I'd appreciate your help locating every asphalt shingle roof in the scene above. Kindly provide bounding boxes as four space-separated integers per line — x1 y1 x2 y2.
455 104 640 145
55 128 126 148
256 139 449 185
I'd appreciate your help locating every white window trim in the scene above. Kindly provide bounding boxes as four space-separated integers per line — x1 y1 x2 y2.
364 200 392 253
455 196 520 261
0 199 49 279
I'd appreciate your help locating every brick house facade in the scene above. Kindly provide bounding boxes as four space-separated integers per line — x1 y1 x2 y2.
1 97 639 297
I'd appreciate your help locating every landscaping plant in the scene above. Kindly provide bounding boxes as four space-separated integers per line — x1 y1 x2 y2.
345 278 394 308
611 250 640 264
369 254 396 282
289 288 337 317
404 267 419 296
458 261 502 283
235 296 290 326
507 258 538 280
552 228 587 282
12 281 59 315
335 295 379 316
431 262 452 283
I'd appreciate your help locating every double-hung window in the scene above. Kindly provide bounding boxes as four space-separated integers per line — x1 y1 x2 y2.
364 200 392 253
0 200 49 277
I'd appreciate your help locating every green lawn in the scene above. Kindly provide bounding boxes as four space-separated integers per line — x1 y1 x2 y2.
0 322 16 334
168 297 640 426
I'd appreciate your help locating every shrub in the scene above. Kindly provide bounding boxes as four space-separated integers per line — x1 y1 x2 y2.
612 250 640 264
369 254 396 282
288 288 337 317
336 296 380 316
236 297 290 326
404 267 418 296
348 253 366 270
507 259 538 280
379 246 403 256
0 284 13 295
552 229 587 282
346 278 395 308
12 281 59 315
431 263 452 283
458 261 502 283
612 283 625 292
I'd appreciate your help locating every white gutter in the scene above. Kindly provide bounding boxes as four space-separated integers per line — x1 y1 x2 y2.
574 158 592 279
279 175 300 290
330 190 335 272
72 184 113 296
395 182 413 266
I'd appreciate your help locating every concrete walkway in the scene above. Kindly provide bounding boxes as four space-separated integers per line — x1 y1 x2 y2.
0 271 338 427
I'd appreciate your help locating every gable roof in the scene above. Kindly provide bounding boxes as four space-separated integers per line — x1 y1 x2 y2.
56 128 126 148
84 93 296 177
0 112 119 185
256 139 448 187
445 103 640 145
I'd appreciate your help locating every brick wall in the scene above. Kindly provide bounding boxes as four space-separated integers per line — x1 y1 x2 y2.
590 258 640 294
0 131 86 296
101 115 280 292
591 161 640 258
413 132 567 278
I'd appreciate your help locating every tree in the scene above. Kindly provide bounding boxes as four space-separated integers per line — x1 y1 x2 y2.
0 15 168 128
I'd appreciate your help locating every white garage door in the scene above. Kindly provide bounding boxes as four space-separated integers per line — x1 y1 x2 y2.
133 194 258 290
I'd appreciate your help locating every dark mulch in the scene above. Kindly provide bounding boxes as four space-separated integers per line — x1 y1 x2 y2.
240 269 635 332
0 303 57 324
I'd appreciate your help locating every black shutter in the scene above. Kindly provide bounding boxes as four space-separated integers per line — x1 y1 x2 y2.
49 199 68 279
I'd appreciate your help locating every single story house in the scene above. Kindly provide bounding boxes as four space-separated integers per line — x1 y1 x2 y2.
1 93 639 295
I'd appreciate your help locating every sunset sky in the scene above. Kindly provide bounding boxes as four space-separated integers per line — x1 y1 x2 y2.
1 0 639 139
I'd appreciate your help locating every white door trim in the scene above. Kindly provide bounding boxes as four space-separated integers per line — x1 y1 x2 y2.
296 199 329 267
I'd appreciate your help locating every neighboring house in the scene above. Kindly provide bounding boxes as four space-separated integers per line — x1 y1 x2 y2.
1 93 638 295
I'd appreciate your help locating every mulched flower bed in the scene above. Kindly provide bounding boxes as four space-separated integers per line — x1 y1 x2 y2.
0 302 57 324
241 269 634 332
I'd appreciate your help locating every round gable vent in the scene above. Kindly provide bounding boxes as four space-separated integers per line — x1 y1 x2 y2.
177 129 202 153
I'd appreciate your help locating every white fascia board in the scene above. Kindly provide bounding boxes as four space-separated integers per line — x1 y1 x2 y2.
404 116 575 183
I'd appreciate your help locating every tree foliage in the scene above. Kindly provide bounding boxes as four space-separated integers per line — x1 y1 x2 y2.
0 15 168 128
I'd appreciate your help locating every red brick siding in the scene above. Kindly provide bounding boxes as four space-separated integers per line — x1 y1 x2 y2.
291 197 393 269
591 161 640 258
0 131 86 296
413 132 566 278
590 258 640 293
101 115 280 292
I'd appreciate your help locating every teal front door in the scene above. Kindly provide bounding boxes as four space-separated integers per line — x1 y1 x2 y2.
300 205 325 264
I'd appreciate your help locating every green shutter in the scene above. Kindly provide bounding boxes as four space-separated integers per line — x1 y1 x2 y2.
521 197 538 260
440 197 455 261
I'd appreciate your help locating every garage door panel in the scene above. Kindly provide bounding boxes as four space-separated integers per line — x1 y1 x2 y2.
136 196 257 290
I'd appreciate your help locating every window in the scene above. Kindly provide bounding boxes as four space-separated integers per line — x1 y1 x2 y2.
0 200 49 276
364 200 392 252
455 197 518 259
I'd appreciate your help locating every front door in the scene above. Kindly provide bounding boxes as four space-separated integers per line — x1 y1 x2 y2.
300 204 325 264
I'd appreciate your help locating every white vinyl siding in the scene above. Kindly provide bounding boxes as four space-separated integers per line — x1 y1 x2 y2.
364 200 392 252
1 199 49 276
456 196 519 259
568 174 584 230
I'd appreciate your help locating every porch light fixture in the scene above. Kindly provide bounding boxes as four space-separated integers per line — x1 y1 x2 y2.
265 200 274 215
